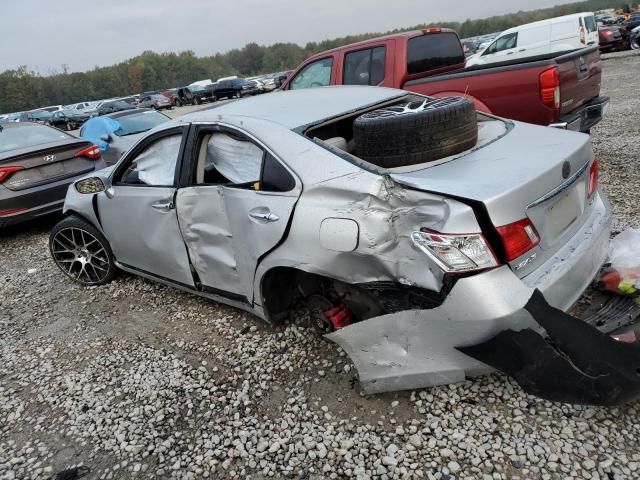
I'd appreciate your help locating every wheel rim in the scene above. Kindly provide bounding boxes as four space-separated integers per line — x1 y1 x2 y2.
51 227 110 284
360 97 464 119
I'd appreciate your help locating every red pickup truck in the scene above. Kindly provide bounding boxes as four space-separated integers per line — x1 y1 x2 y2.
281 28 609 132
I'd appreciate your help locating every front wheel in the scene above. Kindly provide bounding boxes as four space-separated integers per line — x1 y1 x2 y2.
65 122 72 131
631 37 640 50
193 97 201 105
175 99 182 107
49 216 117 286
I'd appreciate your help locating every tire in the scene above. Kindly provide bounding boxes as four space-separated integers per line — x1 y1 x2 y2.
631 36 640 50
65 122 72 131
193 97 201 105
353 96 478 168
175 99 182 107
49 215 117 286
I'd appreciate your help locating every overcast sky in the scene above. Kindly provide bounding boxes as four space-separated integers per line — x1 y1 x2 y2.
4 0 576 73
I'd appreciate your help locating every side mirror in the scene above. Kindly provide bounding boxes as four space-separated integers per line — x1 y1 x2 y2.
73 177 111 194
100 134 112 143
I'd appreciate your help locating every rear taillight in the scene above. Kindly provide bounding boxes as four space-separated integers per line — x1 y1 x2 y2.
0 166 24 182
496 218 540 262
588 159 599 198
580 26 586 44
75 145 101 160
411 229 499 273
540 67 560 110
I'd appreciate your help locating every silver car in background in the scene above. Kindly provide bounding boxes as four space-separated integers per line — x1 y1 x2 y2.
49 87 615 402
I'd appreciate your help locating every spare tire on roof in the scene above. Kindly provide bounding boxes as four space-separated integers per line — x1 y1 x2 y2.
353 96 478 168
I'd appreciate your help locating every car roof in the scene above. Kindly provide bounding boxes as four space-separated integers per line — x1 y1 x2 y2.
179 86 406 129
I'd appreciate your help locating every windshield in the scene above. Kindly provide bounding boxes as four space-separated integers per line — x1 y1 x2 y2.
0 124 70 153
113 110 169 136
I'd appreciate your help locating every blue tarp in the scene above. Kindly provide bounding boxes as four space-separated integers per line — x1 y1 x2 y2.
81 117 120 152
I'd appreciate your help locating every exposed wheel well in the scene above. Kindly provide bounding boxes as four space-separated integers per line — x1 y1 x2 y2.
260 266 449 325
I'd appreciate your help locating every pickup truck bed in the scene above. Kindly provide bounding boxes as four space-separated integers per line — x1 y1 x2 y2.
282 29 608 133
406 46 606 131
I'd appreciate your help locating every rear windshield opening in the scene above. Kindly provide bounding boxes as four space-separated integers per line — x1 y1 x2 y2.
407 33 465 75
0 124 70 154
304 95 499 171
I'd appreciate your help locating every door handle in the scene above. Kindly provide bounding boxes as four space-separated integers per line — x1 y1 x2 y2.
249 208 279 223
518 48 527 52
151 201 174 212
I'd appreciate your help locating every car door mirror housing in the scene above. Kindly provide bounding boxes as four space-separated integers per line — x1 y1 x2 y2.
74 175 111 194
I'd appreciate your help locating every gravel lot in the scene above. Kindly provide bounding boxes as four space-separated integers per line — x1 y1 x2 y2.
2 51 640 480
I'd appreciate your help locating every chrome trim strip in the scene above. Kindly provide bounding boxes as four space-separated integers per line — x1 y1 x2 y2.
528 160 590 209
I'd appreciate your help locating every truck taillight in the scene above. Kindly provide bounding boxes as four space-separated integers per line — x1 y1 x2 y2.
75 145 101 160
579 26 586 44
539 67 560 110
411 229 499 273
496 218 540 262
588 159 599 198
0 166 24 182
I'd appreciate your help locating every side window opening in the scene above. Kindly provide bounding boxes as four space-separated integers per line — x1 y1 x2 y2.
118 133 182 186
343 47 386 86
290 58 333 90
193 130 295 192
483 33 518 55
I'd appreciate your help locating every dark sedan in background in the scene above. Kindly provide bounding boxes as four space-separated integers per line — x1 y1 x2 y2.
48 110 91 131
0 122 105 227
96 100 136 116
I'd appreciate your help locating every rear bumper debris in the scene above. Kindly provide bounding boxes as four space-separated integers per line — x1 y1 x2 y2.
459 289 640 406
327 193 612 396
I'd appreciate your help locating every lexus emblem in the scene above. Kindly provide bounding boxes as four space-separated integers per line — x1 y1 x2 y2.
43 154 57 163
562 161 571 179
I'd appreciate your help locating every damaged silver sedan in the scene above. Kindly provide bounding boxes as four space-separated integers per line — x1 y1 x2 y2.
50 86 623 404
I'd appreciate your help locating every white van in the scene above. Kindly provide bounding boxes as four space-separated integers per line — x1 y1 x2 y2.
466 13 599 67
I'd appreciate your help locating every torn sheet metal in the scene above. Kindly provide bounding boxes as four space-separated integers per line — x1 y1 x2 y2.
327 267 539 393
459 289 640 406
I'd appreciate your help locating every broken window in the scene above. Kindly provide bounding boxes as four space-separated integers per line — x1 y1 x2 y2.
118 133 182 186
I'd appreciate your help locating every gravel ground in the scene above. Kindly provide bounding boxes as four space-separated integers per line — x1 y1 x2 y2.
2 51 640 480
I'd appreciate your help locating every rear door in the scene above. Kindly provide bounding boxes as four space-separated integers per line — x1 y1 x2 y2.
175 124 300 303
582 14 599 46
97 125 195 287
339 42 394 87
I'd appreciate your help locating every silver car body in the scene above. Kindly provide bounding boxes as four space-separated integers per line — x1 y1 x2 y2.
62 86 612 393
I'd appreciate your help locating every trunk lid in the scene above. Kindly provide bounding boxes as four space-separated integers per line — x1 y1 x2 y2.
556 47 602 117
390 120 594 275
1 139 96 191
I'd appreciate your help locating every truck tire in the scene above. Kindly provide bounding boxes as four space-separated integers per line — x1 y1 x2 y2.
353 96 478 168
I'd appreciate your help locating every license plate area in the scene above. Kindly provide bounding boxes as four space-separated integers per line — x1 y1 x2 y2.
546 189 580 240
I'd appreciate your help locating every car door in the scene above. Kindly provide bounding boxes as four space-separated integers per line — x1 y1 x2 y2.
175 124 300 304
97 125 196 287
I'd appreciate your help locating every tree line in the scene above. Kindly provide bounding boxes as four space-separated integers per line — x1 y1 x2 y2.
0 0 628 113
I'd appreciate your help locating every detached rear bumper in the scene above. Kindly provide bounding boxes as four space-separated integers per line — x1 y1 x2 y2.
328 192 613 396
550 95 610 133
